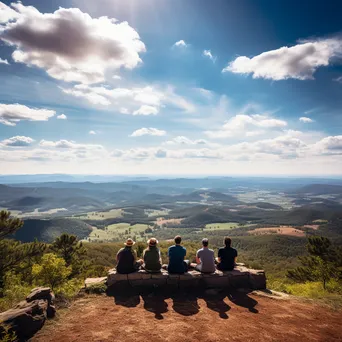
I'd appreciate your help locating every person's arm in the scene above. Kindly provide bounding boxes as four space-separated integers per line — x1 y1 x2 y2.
159 250 162 264
132 250 137 262
216 248 222 263
234 250 238 265
116 249 122 263
196 250 201 264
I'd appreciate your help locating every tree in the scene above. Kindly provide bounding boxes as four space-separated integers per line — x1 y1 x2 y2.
32 253 71 290
51 233 86 276
0 211 46 287
287 236 340 289
51 234 85 265
0 210 23 239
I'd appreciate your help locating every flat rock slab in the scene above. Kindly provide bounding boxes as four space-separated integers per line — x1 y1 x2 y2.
85 277 107 288
105 267 266 289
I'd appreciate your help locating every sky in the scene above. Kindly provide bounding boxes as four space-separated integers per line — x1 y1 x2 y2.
0 0 342 176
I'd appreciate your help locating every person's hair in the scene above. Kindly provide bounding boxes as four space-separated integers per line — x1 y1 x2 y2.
202 238 209 247
224 237 232 247
174 235 182 244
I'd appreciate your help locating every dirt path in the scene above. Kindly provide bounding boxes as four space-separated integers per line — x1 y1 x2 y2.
32 289 342 342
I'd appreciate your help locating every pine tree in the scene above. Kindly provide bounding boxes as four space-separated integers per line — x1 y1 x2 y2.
0 211 46 287
50 233 86 276
287 236 340 289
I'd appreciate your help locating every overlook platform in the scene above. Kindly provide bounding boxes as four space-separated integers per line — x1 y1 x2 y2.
86 264 266 290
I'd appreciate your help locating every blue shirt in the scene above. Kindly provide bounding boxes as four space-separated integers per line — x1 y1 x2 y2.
168 245 186 273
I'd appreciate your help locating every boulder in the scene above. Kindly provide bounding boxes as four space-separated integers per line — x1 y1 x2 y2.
84 277 107 289
0 299 47 341
26 287 55 305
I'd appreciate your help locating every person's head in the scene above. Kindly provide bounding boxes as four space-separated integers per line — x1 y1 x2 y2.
224 237 232 248
202 238 209 247
148 237 158 248
174 235 182 245
124 238 135 248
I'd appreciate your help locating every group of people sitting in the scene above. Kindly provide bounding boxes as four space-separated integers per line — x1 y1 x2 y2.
116 235 238 274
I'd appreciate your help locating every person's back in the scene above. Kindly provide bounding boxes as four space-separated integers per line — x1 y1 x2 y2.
217 237 237 271
168 236 187 273
116 239 138 274
195 239 216 273
143 238 162 272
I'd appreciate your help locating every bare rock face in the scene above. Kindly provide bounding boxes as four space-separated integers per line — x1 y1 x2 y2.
0 287 56 340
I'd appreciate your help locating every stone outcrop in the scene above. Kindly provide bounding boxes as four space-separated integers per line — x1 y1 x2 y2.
105 265 266 290
0 287 55 341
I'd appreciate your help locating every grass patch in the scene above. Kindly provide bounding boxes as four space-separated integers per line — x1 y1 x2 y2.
87 223 154 242
204 222 246 231
73 209 124 221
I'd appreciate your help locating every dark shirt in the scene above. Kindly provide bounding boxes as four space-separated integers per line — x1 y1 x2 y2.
116 247 137 274
217 247 237 271
143 246 161 272
168 245 186 273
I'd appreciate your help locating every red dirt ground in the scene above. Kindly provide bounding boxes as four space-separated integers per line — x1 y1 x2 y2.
32 289 342 342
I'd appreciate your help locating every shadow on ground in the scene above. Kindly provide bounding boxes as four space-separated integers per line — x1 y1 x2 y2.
106 284 258 319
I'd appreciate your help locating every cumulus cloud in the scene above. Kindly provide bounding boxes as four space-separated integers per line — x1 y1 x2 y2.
130 127 166 137
57 114 67 120
203 50 216 62
39 139 103 150
112 75 121 80
89 130 96 135
0 2 146 84
223 38 342 80
0 2 19 23
1 135 34 147
133 105 159 116
173 40 187 48
0 58 9 65
313 136 342 155
205 114 287 138
299 116 314 123
0 103 55 126
334 76 342 83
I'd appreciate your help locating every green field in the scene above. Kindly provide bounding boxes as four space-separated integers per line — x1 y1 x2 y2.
204 222 247 231
72 209 124 221
87 222 154 242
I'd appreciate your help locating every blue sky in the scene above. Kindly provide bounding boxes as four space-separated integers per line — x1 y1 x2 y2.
0 0 342 175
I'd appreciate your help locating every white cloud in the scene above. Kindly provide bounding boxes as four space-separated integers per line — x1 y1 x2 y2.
1 135 34 147
89 130 96 135
205 114 287 138
203 50 216 62
112 75 121 80
223 38 342 80
133 105 159 116
299 116 313 123
0 103 55 126
0 2 19 23
173 40 187 48
61 83 196 114
130 127 166 137
57 114 67 120
0 58 9 65
0 2 145 84
334 76 342 83
39 139 103 150
164 136 208 145
313 136 342 155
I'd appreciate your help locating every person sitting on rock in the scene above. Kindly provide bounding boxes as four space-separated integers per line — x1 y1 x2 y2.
116 238 142 274
167 235 189 274
216 237 237 271
192 238 216 273
142 238 162 273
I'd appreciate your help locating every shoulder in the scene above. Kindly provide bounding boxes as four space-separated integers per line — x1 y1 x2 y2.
209 249 214 254
118 248 124 253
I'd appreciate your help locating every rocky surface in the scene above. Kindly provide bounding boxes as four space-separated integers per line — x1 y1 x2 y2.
104 265 266 289
0 287 55 341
